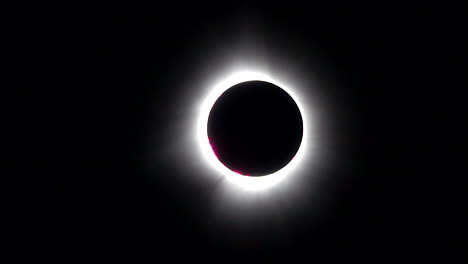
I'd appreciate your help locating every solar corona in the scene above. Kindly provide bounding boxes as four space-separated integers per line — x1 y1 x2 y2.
197 71 311 191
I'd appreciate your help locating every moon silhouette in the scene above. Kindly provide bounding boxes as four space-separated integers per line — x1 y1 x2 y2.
207 81 303 176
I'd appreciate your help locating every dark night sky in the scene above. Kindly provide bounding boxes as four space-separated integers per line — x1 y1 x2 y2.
11 1 465 261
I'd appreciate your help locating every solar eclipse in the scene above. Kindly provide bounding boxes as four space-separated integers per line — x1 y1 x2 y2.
197 71 314 191
207 80 303 177
33 3 445 254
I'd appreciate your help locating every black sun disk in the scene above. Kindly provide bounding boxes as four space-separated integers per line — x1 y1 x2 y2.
207 81 303 176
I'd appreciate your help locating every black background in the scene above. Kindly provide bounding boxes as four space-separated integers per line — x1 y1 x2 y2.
12 1 465 261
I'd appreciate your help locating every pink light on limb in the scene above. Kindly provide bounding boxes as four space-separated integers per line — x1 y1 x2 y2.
233 170 251 177
234 170 246 176
209 141 217 157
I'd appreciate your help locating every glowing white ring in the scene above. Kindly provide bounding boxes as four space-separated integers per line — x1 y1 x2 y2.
197 71 309 191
